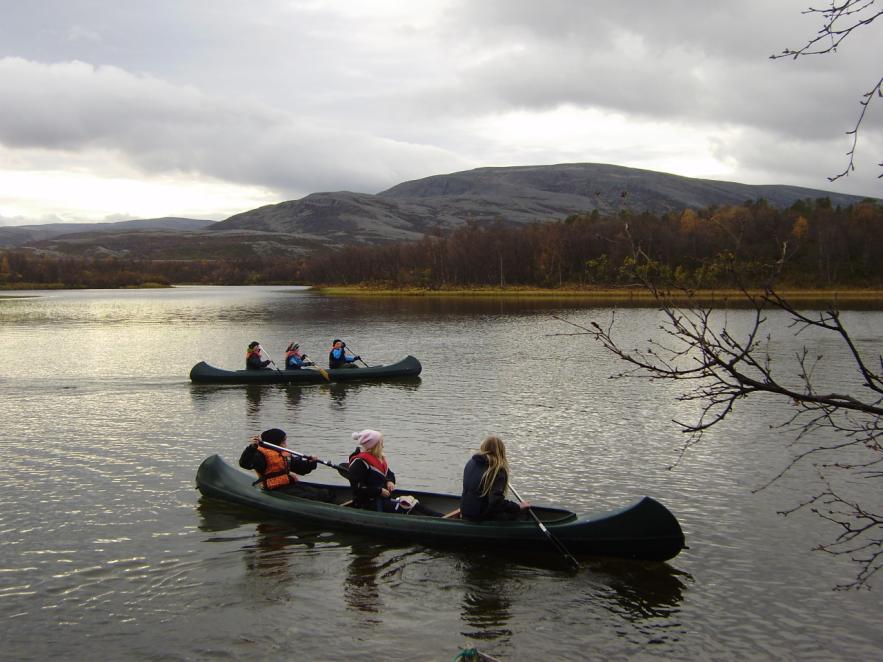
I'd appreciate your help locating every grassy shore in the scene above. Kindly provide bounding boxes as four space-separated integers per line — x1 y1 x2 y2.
314 284 883 305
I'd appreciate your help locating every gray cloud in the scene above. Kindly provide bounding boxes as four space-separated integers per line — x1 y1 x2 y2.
0 0 879 222
0 57 468 197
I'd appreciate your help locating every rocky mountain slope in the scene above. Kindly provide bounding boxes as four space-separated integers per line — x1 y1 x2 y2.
5 163 877 258
214 163 875 244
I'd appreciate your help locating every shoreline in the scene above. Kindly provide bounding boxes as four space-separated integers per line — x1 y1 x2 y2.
313 284 883 303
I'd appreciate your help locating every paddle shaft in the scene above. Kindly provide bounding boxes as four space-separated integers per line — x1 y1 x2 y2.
509 483 580 571
259 348 282 374
258 440 345 473
344 344 370 367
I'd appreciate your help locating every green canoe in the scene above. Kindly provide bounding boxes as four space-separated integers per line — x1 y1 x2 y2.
189 355 422 384
196 455 685 562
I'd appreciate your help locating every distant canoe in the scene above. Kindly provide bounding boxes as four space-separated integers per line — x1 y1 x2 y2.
189 355 422 384
196 454 686 562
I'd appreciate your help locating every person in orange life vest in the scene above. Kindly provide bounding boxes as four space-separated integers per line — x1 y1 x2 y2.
460 435 530 522
245 341 274 370
284 342 314 370
239 428 333 501
347 429 442 516
328 339 360 369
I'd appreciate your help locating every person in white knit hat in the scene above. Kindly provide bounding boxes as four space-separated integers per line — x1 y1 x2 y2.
346 429 441 516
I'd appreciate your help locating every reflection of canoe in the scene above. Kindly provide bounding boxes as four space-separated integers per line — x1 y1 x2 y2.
195 455 686 562
189 355 422 384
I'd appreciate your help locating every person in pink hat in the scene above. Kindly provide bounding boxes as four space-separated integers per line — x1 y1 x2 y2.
347 429 441 516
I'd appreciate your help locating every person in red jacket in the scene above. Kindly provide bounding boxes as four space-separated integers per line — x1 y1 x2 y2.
239 428 332 501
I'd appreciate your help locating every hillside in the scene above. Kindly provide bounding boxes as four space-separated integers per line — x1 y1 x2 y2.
4 163 877 259
0 217 216 248
214 163 875 244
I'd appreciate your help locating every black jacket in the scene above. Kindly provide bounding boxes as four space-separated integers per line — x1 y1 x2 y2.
460 454 521 521
348 448 396 509
246 354 272 370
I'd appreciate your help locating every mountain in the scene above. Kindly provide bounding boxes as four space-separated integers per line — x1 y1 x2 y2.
212 163 877 244
5 164 878 258
0 217 216 248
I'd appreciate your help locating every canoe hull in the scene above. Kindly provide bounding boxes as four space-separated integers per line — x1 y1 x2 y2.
189 355 422 384
196 455 685 562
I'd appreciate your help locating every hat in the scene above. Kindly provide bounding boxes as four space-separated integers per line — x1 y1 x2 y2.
261 428 287 444
287 342 299 351
248 341 260 349
352 429 382 450
333 339 344 346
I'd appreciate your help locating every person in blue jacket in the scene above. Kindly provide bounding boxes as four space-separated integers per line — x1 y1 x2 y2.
284 342 315 370
328 339 360 369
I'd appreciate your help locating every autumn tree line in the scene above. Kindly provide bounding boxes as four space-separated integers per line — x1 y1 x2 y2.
1 197 881 289
297 197 883 289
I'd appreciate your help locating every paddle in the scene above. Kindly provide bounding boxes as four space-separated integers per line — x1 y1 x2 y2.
509 482 580 571
302 353 331 381
344 343 370 367
259 348 283 375
258 440 350 478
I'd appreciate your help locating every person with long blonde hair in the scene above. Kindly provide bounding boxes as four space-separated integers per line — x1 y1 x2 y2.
460 435 529 522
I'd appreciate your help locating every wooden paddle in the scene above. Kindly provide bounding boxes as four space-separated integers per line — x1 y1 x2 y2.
509 482 580 571
258 440 350 478
302 353 331 381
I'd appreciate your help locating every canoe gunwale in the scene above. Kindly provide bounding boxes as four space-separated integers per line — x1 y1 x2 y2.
196 455 686 561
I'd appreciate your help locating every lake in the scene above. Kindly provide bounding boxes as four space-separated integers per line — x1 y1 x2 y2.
0 286 880 661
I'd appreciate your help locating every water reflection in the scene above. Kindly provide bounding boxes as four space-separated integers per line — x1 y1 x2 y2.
582 559 690 621
343 542 386 617
459 556 514 641
245 384 274 416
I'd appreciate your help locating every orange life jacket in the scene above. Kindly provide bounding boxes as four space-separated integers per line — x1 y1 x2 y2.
256 445 295 489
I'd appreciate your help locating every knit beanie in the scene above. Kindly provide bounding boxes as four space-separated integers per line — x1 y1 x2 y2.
261 428 287 444
352 429 382 450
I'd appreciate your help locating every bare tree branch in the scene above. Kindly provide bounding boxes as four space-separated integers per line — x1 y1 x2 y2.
558 244 883 587
770 1 882 180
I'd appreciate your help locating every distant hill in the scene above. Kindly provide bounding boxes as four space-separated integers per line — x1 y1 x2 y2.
0 217 216 248
213 163 877 244
4 164 878 259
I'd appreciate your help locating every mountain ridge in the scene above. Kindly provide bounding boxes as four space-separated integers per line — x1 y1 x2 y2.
4 163 878 258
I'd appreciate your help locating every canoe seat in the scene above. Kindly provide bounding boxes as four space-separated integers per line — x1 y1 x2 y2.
442 509 461 519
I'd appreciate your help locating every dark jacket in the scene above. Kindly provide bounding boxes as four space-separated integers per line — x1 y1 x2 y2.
348 448 396 509
246 353 272 370
460 454 521 522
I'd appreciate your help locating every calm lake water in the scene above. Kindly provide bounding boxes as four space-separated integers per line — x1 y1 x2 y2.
1 286 880 661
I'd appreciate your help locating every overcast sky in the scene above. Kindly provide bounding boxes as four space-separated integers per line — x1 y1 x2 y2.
1 1 880 225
